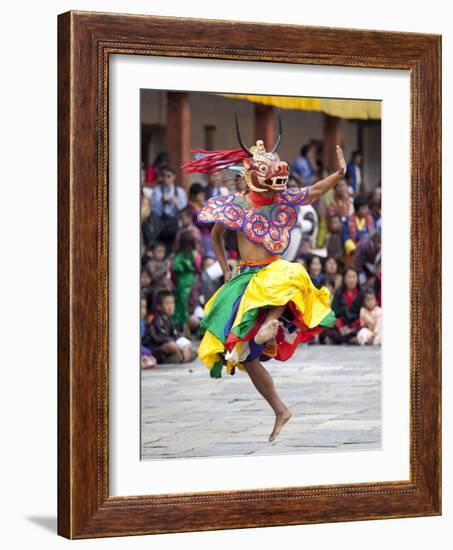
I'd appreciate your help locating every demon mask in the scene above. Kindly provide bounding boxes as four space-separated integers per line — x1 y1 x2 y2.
181 110 289 194
235 113 289 193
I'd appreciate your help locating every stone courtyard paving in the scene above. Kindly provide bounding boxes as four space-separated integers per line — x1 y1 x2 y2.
141 345 382 460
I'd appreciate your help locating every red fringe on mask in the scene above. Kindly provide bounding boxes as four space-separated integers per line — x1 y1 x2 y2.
181 148 249 174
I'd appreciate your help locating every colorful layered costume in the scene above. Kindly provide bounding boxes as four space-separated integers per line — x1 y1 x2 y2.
182 113 337 378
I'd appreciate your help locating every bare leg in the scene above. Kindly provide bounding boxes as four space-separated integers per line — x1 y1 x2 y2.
265 305 286 322
244 358 292 442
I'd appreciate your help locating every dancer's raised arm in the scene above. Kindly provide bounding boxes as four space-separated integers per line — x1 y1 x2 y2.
307 145 347 202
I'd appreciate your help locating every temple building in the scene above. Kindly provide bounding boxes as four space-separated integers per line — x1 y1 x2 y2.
140 90 381 191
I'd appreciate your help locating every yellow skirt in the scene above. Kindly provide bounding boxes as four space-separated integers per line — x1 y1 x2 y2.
198 259 336 378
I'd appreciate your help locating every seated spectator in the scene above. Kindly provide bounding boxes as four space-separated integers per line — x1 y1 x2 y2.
206 171 229 199
369 185 382 223
173 207 202 253
354 227 381 287
141 242 154 269
188 182 213 256
326 179 353 229
140 295 157 369
357 289 382 345
341 195 375 258
325 215 344 269
144 241 172 308
140 270 154 315
324 280 335 304
346 150 363 195
143 290 196 364
141 196 162 249
307 255 325 289
321 268 363 345
140 294 150 340
145 151 169 186
324 257 343 291
373 258 382 307
200 255 221 304
187 273 203 336
291 143 318 187
170 231 202 334
151 167 187 251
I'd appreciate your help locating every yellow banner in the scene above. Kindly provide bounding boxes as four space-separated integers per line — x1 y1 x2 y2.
216 94 381 120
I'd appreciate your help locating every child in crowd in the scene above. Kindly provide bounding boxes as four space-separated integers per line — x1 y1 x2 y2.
324 280 335 305
140 143 383 355
206 171 229 199
140 295 157 368
188 182 213 255
141 200 162 249
140 270 154 313
325 214 344 268
143 290 196 364
374 258 382 307
144 241 172 306
341 195 375 258
140 295 152 334
141 242 154 269
170 231 202 334
200 255 221 304
173 207 202 253
326 178 353 223
369 186 382 223
324 256 343 291
357 289 382 345
354 227 381 288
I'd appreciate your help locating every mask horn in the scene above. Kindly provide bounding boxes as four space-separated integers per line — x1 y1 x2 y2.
271 109 282 153
234 113 252 156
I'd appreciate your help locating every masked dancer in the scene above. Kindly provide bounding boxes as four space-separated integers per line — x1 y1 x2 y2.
182 112 346 441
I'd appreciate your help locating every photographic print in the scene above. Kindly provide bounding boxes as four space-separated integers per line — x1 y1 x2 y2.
58 11 441 537
140 90 382 460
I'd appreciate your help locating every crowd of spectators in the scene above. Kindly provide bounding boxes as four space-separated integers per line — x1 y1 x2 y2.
140 140 382 368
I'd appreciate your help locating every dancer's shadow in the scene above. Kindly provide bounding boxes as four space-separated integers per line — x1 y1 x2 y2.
26 516 57 533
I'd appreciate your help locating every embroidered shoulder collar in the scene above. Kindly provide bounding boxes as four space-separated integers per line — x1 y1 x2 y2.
197 188 312 254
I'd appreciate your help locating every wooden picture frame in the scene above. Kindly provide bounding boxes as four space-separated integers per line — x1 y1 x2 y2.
57 10 441 539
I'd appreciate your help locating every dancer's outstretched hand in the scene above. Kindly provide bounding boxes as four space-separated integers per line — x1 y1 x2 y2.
336 145 346 177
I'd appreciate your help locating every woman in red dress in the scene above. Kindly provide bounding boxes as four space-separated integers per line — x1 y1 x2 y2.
321 267 363 345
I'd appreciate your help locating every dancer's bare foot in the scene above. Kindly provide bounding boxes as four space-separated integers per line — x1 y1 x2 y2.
254 319 279 345
269 408 293 442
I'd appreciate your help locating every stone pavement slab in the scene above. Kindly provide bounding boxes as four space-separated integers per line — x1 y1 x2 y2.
141 344 381 460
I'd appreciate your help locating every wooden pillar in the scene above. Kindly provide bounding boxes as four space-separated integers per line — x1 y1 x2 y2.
322 114 343 173
254 104 275 150
165 92 190 190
